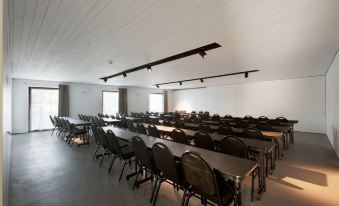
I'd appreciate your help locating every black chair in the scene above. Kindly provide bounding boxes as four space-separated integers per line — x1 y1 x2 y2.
241 128 265 140
65 120 87 146
219 136 260 202
49 115 56 136
136 123 147 135
275 117 288 123
256 122 273 131
258 116 269 122
171 129 189 145
235 120 249 129
181 151 235 206
174 121 185 129
91 125 103 160
98 117 106 127
148 124 161 138
244 115 253 120
131 136 155 190
216 126 233 136
127 120 136 132
162 119 172 127
223 115 233 119
194 132 215 151
212 114 221 121
151 143 184 205
106 130 134 180
199 124 213 133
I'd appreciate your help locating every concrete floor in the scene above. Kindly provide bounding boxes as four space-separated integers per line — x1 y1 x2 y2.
9 131 339 206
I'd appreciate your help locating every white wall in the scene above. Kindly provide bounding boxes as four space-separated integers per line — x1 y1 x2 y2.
11 79 162 133
127 87 164 114
326 51 339 158
171 76 326 133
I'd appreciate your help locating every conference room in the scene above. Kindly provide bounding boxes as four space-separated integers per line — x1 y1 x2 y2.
1 0 339 206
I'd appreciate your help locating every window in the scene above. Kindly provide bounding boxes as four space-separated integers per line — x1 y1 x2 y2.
102 91 119 115
149 93 164 113
29 87 59 131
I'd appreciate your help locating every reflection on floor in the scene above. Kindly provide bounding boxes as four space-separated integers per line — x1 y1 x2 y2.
9 131 339 206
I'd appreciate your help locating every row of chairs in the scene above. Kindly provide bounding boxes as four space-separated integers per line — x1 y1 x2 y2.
93 125 238 206
49 116 87 146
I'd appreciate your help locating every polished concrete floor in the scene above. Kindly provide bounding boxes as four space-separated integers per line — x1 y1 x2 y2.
9 131 339 206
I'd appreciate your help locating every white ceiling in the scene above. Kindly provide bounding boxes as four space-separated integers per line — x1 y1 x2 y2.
7 0 339 89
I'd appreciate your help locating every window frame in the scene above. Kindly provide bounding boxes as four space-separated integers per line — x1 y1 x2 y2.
28 87 59 132
102 90 119 115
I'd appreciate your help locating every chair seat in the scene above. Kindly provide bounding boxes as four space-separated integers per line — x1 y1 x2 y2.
121 146 134 159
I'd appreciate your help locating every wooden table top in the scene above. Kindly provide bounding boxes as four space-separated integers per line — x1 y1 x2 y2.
102 126 257 182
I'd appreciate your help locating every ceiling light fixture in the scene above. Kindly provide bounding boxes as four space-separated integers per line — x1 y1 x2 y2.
199 51 207 59
122 73 127 78
154 70 259 87
147 65 152 72
100 42 221 82
103 78 107 83
156 84 159 88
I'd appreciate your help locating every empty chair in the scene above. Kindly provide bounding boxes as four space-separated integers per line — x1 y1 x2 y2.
241 128 265 140
212 114 221 121
223 114 233 119
199 124 213 133
127 120 136 132
106 130 134 180
171 129 189 145
110 115 115 119
217 126 234 136
136 123 147 135
244 115 253 120
104 114 109 118
162 119 172 127
131 136 155 190
275 117 288 122
98 117 106 127
148 124 161 138
193 132 215 151
248 118 259 125
151 143 184 205
65 120 87 146
256 122 273 131
91 125 104 160
258 116 269 122
49 115 56 136
181 151 235 206
235 120 249 129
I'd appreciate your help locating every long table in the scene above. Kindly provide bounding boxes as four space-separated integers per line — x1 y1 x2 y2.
102 126 258 205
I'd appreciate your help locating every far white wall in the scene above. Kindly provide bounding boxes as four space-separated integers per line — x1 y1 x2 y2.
127 87 164 114
326 51 339 158
171 76 325 133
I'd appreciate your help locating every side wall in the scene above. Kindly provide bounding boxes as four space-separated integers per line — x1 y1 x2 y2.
11 79 162 133
326 51 339 158
171 76 326 133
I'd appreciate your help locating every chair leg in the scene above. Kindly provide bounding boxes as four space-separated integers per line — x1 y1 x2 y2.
152 179 162 206
251 171 255 202
51 128 55 136
150 176 159 203
181 190 187 206
99 149 107 166
92 145 100 160
119 160 128 181
132 167 141 190
108 155 117 174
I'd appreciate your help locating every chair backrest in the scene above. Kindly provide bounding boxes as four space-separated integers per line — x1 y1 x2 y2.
256 122 273 131
220 136 249 159
147 124 161 138
136 123 147 135
223 114 233 119
212 114 220 121
91 125 102 145
174 121 185 129
97 127 111 150
98 118 106 126
162 119 172 127
106 130 123 156
194 132 215 151
241 128 265 140
181 151 218 197
53 116 60 127
171 129 189 144
275 117 288 123
152 143 180 183
127 120 136 132
217 126 233 135
49 115 55 126
131 136 153 170
199 124 212 133
244 115 253 120
110 115 115 119
235 120 249 129
258 116 269 121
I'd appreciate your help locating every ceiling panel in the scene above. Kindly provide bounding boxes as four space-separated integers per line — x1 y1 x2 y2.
8 0 339 89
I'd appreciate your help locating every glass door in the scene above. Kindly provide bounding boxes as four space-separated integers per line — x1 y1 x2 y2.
29 87 59 131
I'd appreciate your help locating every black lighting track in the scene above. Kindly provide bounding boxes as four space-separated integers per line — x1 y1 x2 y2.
100 42 221 82
155 70 259 88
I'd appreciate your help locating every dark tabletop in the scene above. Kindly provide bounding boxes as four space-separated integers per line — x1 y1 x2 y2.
62 117 91 126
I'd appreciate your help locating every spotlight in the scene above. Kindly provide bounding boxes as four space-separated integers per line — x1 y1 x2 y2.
156 84 159 88
147 65 152 72
199 51 207 59
123 73 127 78
200 78 204 83
179 81 182 86
244 72 248 78
103 78 107 83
